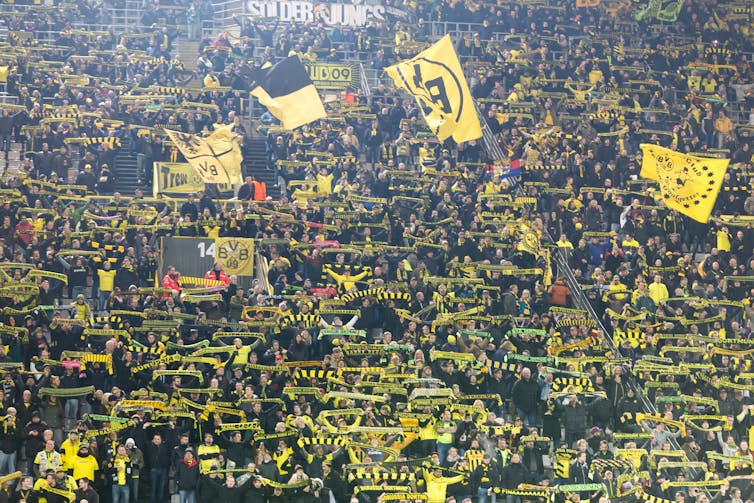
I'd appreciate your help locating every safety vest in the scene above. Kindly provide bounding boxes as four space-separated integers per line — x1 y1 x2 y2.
251 180 267 201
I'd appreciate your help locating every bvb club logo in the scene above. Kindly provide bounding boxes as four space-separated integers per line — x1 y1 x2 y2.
405 59 464 126
217 239 249 270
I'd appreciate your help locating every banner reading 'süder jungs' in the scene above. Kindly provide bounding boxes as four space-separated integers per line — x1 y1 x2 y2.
246 1 386 27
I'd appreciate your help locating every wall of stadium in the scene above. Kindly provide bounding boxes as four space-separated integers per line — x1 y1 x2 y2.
159 237 255 289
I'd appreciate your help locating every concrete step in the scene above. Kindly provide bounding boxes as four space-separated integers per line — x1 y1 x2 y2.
175 40 200 71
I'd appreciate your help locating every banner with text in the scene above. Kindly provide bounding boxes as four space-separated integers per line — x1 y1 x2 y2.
153 163 234 198
303 62 361 90
246 1 385 27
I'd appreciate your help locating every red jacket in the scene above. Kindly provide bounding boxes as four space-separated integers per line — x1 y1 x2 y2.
15 220 33 245
162 274 180 298
204 269 230 285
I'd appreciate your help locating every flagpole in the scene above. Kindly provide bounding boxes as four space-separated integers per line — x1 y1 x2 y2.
474 102 507 162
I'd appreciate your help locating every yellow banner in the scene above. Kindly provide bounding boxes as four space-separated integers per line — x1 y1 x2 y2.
640 144 730 223
215 237 254 276
153 162 233 197
385 35 482 143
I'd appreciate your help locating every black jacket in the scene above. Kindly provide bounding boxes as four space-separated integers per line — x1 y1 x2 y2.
176 460 200 491
198 475 222 503
0 418 18 454
237 183 254 201
180 201 199 221
23 420 47 457
75 486 100 503
500 461 529 489
146 442 171 469
570 460 591 484
472 462 500 490
511 377 539 413
561 401 588 434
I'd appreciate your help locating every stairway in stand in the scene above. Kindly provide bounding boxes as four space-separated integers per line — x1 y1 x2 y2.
242 138 280 199
0 142 22 176
174 39 200 73
112 137 140 195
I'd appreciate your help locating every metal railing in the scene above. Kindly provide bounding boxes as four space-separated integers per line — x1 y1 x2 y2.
255 250 272 294
200 0 244 39
359 62 371 102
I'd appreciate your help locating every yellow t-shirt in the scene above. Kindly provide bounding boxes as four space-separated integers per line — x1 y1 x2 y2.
97 269 116 292
436 420 455 444
622 238 640 250
717 230 731 252
72 454 99 482
60 439 80 470
234 344 251 365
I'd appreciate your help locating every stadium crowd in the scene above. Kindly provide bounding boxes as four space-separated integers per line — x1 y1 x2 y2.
0 0 752 503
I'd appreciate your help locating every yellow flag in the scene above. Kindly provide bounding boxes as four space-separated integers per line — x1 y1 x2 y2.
205 125 243 182
517 229 541 258
164 126 242 185
215 238 254 276
640 144 729 223
385 35 482 143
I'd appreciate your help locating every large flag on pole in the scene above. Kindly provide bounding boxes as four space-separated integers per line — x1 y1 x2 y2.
385 35 482 143
205 125 243 182
163 126 243 185
639 144 729 223
249 56 327 130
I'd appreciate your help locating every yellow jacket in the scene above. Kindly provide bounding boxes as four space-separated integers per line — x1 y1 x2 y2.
648 282 669 305
423 469 465 503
